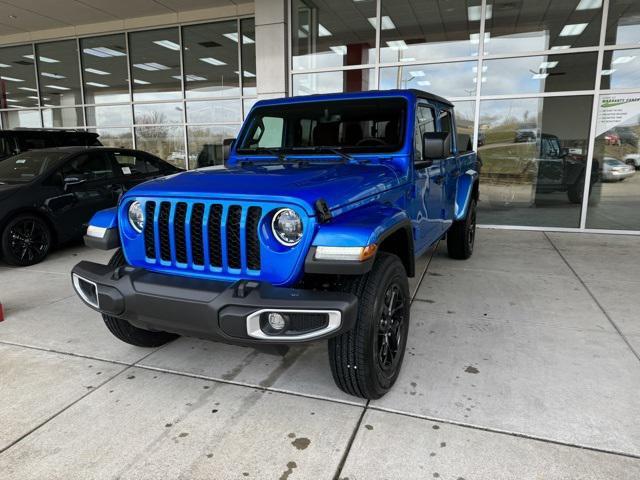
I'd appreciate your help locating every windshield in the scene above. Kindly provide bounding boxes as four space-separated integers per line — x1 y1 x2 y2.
237 98 407 154
0 151 67 183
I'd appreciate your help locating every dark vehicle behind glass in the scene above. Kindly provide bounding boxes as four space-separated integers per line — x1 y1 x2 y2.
0 147 180 266
0 129 102 162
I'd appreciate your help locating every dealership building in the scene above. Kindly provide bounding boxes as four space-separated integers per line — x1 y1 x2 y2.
0 0 638 234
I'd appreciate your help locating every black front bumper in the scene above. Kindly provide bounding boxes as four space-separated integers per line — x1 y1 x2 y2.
71 261 358 345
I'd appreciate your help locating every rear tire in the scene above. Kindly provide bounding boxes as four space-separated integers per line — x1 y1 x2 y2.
328 252 410 399
102 249 179 347
1 214 52 266
447 198 477 260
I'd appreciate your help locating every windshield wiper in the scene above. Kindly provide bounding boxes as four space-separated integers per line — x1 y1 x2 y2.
288 146 352 163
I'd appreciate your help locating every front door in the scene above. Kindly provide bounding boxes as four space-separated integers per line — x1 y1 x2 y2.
411 103 445 253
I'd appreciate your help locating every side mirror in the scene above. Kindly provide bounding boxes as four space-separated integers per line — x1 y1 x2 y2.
223 138 236 163
422 132 449 160
63 176 86 191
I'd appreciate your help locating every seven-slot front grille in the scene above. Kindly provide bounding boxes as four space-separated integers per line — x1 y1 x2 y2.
142 200 263 272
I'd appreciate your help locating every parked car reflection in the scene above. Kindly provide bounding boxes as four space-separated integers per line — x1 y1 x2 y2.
601 157 636 182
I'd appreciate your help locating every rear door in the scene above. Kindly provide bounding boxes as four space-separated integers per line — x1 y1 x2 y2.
110 150 173 191
49 151 122 237
439 108 460 228
411 103 445 251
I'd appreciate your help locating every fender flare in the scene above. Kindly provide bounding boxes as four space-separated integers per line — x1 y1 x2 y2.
305 203 414 276
454 169 479 221
84 207 120 250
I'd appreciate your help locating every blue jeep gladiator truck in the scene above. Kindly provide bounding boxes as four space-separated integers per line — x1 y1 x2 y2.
71 89 479 399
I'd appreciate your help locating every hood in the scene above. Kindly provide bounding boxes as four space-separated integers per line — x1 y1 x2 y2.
127 162 403 215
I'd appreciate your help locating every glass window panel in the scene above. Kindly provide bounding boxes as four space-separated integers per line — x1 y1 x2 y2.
452 100 476 141
243 98 258 119
291 0 376 71
183 21 240 99
134 102 184 125
606 0 640 45
42 107 84 128
477 96 593 228
135 125 185 169
86 105 132 127
241 19 257 96
0 44 39 108
81 34 129 104
37 40 82 106
187 124 240 169
91 127 133 149
601 49 640 90
186 100 241 124
380 0 481 63
586 93 640 230
481 53 597 96
1 109 41 128
485 0 602 55
292 69 375 95
379 61 477 98
129 28 182 101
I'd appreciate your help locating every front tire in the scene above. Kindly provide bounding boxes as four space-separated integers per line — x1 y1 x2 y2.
447 198 477 260
102 249 179 347
1 214 52 266
328 252 410 399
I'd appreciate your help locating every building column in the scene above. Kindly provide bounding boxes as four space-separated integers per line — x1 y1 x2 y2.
254 0 288 99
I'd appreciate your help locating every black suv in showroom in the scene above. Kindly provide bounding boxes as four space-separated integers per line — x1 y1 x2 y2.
0 129 102 162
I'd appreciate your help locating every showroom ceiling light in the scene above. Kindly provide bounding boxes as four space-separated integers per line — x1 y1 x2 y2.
41 72 66 79
538 61 558 69
133 62 170 71
417 80 431 86
559 23 588 36
469 32 490 44
0 63 10 68
473 65 488 72
18 87 37 92
468 5 492 21
200 57 226 66
576 0 602 10
154 40 180 51
317 24 332 37
223 33 255 44
84 68 110 75
386 40 408 50
5 98 19 103
409 70 425 77
86 81 108 87
172 74 207 81
23 54 59 63
133 79 150 84
551 45 571 50
532 73 549 79
369 16 396 30
46 85 70 90
83 47 126 58
612 55 636 64
601 69 616 75
330 45 347 55
234 70 256 77
0 75 23 82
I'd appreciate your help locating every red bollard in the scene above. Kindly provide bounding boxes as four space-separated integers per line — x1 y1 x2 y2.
0 302 4 322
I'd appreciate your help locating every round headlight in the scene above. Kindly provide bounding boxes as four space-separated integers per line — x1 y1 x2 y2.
271 208 303 246
128 201 145 233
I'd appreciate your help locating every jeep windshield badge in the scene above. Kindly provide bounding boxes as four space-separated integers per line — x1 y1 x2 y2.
71 89 480 400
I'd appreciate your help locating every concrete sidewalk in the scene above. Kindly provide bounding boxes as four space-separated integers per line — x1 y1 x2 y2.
1 230 639 479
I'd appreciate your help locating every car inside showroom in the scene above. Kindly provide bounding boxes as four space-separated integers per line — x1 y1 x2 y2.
0 1 639 478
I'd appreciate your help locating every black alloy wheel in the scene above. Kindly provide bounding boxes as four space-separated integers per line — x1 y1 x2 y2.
2 215 51 266
377 282 407 375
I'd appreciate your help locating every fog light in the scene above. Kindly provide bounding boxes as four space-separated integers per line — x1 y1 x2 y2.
268 312 288 331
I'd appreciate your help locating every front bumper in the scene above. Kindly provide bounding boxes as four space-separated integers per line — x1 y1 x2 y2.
71 261 358 345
